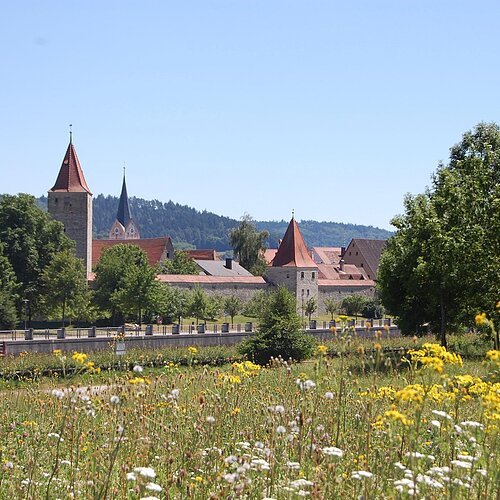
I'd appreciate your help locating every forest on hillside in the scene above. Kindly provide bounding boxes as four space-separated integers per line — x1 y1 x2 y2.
36 194 392 250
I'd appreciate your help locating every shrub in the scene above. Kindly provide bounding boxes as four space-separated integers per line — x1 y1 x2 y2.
239 286 314 365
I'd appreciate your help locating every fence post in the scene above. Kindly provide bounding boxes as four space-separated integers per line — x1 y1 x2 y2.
145 325 153 335
88 326 96 338
25 328 33 340
57 328 65 339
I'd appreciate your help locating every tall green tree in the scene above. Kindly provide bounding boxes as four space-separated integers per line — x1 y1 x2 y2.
324 297 340 320
0 194 73 323
41 250 90 327
223 295 242 326
94 244 158 324
187 287 221 325
239 286 314 364
156 285 190 324
378 123 500 343
342 294 367 319
0 244 19 329
160 250 200 274
229 214 269 275
304 297 317 321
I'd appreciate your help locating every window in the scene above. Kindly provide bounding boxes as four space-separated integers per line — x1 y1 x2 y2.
360 263 363 267
286 273 290 279
301 272 304 279
312 272 315 280
301 289 305 296
356 251 358 256
166 252 170 258
307 289 310 296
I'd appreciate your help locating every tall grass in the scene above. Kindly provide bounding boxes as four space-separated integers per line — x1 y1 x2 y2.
0 340 498 498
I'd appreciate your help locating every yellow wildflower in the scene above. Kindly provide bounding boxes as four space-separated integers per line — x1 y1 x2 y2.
317 344 328 355
72 351 88 364
188 346 198 355
475 312 487 326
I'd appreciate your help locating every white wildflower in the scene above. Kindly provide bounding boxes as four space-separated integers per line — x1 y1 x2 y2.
133 365 143 373
133 467 156 479
432 410 452 420
325 391 334 400
206 416 215 424
110 395 120 405
460 421 483 429
51 389 65 400
351 470 373 480
430 420 441 428
145 483 162 492
451 460 472 469
276 425 286 434
322 446 343 458
126 472 136 481
290 478 314 489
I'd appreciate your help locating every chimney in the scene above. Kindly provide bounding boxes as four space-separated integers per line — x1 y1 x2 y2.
225 257 233 270
339 259 345 271
340 246 346 258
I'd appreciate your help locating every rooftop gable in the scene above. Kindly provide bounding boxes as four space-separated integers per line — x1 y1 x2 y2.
271 218 317 268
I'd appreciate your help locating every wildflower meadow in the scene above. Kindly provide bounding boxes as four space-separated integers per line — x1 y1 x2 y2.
0 334 498 498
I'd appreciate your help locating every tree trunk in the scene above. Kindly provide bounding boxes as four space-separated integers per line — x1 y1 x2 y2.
440 295 447 349
62 299 66 328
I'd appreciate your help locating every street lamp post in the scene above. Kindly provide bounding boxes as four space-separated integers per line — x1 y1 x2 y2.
23 299 29 331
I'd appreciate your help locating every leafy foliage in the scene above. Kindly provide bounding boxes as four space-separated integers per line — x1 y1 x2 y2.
239 286 314 364
304 297 317 321
378 122 500 342
160 250 199 274
187 287 221 324
0 244 19 329
41 250 91 326
324 297 340 320
230 214 268 275
342 294 368 318
223 296 242 325
0 194 73 323
94 244 160 324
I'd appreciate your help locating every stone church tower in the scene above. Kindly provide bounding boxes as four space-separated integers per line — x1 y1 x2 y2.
265 217 319 312
48 134 93 277
108 172 140 239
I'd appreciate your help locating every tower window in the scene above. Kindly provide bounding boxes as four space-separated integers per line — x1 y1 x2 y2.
301 272 304 279
312 272 315 280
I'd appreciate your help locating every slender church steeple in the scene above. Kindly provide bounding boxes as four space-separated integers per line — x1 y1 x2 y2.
109 169 140 240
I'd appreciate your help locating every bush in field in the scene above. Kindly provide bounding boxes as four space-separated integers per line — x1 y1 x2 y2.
239 286 314 364
362 298 385 319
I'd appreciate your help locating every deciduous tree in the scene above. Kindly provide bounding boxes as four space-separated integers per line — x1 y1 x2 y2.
229 214 268 275
0 194 73 323
41 250 90 327
378 122 500 343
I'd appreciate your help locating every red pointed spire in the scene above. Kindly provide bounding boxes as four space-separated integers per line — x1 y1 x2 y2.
271 218 317 267
49 141 91 193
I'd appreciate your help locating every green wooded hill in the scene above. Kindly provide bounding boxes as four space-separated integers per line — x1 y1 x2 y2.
36 195 392 251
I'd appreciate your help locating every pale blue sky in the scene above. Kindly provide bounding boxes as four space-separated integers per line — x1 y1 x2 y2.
1 1 499 230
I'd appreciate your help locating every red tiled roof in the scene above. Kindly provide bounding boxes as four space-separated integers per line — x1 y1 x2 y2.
318 279 375 287
49 142 91 194
271 218 317 268
311 247 342 265
92 237 172 267
157 274 266 284
263 248 278 264
186 249 218 260
317 263 365 280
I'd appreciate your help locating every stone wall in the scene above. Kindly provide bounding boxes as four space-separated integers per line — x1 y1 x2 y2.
168 281 268 303
317 284 375 313
48 191 93 276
